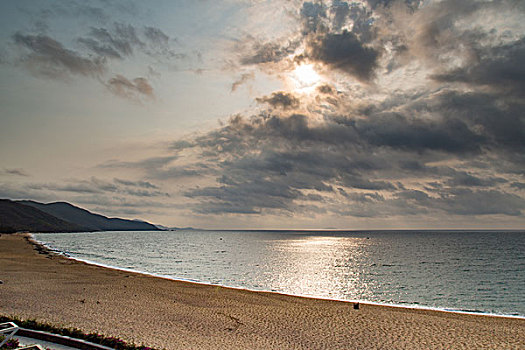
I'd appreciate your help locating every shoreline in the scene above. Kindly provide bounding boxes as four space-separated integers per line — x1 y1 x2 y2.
32 232 525 320
2 233 524 349
31 233 525 320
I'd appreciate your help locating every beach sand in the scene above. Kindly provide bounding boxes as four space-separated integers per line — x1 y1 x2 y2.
1 233 524 349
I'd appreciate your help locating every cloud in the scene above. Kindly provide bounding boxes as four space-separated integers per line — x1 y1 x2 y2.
300 1 327 34
510 182 525 190
444 171 507 188
235 1 381 80
432 37 525 95
80 23 142 59
78 37 123 59
12 33 105 79
1 168 29 177
8 177 169 199
144 26 170 46
305 30 379 81
436 189 525 216
239 39 298 66
76 22 181 62
330 0 350 32
113 178 159 189
98 156 178 170
5 0 524 225
11 31 156 102
106 74 154 100
256 92 300 109
79 0 524 221
161 72 524 217
231 72 254 92
9 17 181 102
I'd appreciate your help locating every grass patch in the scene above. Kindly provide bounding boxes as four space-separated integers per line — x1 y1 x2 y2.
0 316 156 350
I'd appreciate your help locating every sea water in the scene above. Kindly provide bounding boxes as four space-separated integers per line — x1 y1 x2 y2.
34 230 525 317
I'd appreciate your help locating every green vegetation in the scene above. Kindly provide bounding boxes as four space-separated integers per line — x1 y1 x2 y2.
0 317 156 350
0 335 19 349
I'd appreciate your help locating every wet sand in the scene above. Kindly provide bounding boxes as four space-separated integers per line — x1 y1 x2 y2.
1 233 524 349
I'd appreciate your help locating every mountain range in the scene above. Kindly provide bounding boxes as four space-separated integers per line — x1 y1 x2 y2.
0 199 159 233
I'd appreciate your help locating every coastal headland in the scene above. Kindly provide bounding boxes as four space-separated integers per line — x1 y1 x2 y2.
1 234 523 349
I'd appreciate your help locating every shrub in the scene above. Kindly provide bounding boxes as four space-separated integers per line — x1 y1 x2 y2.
0 335 20 350
0 316 156 350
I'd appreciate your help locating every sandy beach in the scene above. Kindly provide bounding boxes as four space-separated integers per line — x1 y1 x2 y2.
0 233 524 349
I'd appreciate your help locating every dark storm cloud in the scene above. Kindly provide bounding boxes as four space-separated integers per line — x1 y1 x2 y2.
431 91 525 153
444 172 507 188
305 30 379 81
256 92 300 109
186 177 302 214
432 37 525 95
106 75 154 100
12 33 105 79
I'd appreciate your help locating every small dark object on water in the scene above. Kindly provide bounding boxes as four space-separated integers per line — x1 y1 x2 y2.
353 302 360 310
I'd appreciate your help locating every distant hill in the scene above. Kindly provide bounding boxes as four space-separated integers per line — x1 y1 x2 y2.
0 199 86 233
0 199 159 233
19 200 159 232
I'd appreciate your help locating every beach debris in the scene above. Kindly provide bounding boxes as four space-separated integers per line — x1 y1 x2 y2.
353 302 360 310
218 312 243 332
0 280 3 284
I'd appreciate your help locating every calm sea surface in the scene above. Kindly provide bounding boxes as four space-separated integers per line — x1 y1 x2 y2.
34 230 525 317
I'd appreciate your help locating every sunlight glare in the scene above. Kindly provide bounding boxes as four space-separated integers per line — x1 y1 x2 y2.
292 64 321 91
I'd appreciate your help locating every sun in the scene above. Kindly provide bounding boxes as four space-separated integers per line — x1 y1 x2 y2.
290 63 321 91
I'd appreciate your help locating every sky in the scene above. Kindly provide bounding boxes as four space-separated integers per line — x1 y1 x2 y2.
1 0 524 229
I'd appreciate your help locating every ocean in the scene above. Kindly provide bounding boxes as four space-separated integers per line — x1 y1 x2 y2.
34 230 525 317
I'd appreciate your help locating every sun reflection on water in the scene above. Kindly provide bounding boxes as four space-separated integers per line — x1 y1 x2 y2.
271 235 373 300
